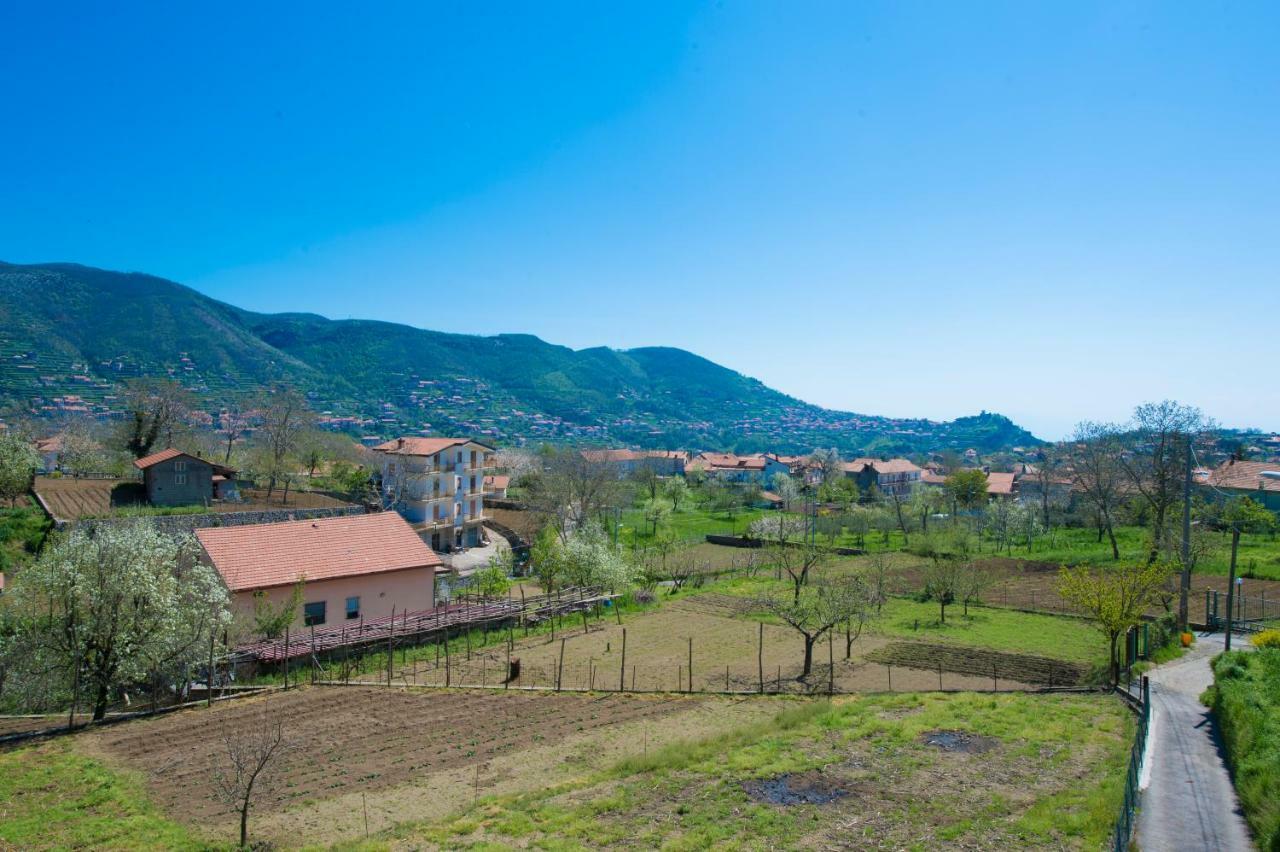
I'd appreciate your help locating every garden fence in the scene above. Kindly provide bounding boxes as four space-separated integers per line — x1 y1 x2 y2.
1111 675 1151 852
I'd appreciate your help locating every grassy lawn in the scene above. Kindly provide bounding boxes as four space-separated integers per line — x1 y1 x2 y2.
709 570 1107 667
0 739 216 851
1209 647 1280 850
874 597 1104 665
0 495 52 572
971 525 1280 580
370 692 1132 850
619 500 766 546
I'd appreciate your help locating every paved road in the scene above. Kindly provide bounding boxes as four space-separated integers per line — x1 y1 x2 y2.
1135 631 1255 851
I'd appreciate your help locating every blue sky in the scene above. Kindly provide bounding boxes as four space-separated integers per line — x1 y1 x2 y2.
3 2 1279 439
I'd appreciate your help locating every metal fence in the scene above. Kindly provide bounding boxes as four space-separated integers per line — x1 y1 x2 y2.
1111 675 1151 852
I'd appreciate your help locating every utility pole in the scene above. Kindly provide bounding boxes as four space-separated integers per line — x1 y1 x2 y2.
1225 526 1240 652
1178 438 1192 632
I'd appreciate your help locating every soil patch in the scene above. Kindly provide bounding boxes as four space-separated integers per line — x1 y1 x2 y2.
743 769 849 805
864 641 1090 686
921 729 999 754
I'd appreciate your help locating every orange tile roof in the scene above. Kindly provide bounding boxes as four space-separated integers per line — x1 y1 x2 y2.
1203 460 1280 494
373 437 491 456
985 472 1017 495
133 447 190 469
196 512 442 592
133 447 236 476
581 449 642 463
844 458 922 475
694 453 766 471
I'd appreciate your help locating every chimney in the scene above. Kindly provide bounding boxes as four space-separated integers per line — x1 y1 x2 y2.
397 437 405 449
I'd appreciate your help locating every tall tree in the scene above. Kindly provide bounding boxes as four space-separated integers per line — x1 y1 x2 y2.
1119 401 1210 565
524 448 625 542
1067 421 1127 560
120 378 193 459
944 469 989 513
257 388 313 503
808 448 844 485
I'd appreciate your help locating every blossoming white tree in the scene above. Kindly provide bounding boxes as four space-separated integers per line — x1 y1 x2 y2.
5 523 230 720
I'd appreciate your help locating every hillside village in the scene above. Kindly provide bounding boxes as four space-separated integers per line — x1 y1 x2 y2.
2 389 1279 849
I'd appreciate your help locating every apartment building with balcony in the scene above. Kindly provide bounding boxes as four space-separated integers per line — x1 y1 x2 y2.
373 437 496 552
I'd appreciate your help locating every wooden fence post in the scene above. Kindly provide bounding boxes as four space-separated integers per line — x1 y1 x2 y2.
283 627 290 689
828 631 834 696
444 633 452 687
688 637 693 693
556 638 566 691
620 628 627 692
388 607 396 685
758 622 764 694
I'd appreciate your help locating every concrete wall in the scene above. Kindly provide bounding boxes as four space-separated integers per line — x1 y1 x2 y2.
145 457 214 506
234 565 437 631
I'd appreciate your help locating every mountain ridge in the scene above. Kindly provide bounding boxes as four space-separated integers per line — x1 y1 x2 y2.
0 261 1040 454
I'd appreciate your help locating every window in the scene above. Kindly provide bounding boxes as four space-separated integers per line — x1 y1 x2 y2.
175 460 187 472
174 473 187 486
345 596 360 620
303 601 326 626
470 499 477 518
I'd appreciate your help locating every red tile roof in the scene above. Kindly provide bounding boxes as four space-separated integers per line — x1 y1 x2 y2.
693 453 767 471
581 449 642 463
196 512 442 592
373 437 493 456
844 458 922 475
133 447 236 476
985 472 1017 495
1203 460 1280 494
133 447 190 469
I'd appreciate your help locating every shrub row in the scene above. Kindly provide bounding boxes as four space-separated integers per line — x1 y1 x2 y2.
1210 647 1280 851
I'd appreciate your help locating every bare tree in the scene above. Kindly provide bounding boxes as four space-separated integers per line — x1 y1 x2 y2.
219 402 254 465
808 448 844 485
957 560 994 617
1067 421 1127 560
213 715 294 849
524 448 626 542
1118 401 1210 565
257 387 314 503
758 577 871 680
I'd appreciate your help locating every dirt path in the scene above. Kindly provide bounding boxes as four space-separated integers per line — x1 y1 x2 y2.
1136 632 1255 852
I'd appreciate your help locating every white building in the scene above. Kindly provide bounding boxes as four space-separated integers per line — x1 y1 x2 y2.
373 437 496 551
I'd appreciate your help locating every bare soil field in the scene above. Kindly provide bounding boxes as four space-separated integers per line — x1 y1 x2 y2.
392 596 1039 694
79 686 784 845
33 476 354 520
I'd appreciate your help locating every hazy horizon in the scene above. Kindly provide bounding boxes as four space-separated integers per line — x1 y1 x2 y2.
4 3 1278 440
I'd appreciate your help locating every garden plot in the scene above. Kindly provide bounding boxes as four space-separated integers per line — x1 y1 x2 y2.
79 685 782 846
402 597 1042 694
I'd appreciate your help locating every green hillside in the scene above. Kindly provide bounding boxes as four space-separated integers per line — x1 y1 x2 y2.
0 261 1040 453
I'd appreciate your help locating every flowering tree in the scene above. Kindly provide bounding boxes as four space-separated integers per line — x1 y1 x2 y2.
5 523 230 719
0 432 40 507
560 521 636 592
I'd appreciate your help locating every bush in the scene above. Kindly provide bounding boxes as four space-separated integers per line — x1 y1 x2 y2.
1252 629 1280 650
1210 649 1280 850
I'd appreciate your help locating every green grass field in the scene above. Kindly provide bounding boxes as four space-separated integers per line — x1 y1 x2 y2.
371 692 1132 850
0 496 52 572
994 525 1280 580
0 740 215 851
619 500 766 546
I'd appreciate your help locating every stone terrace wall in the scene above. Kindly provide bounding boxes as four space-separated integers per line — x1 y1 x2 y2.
56 505 368 535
